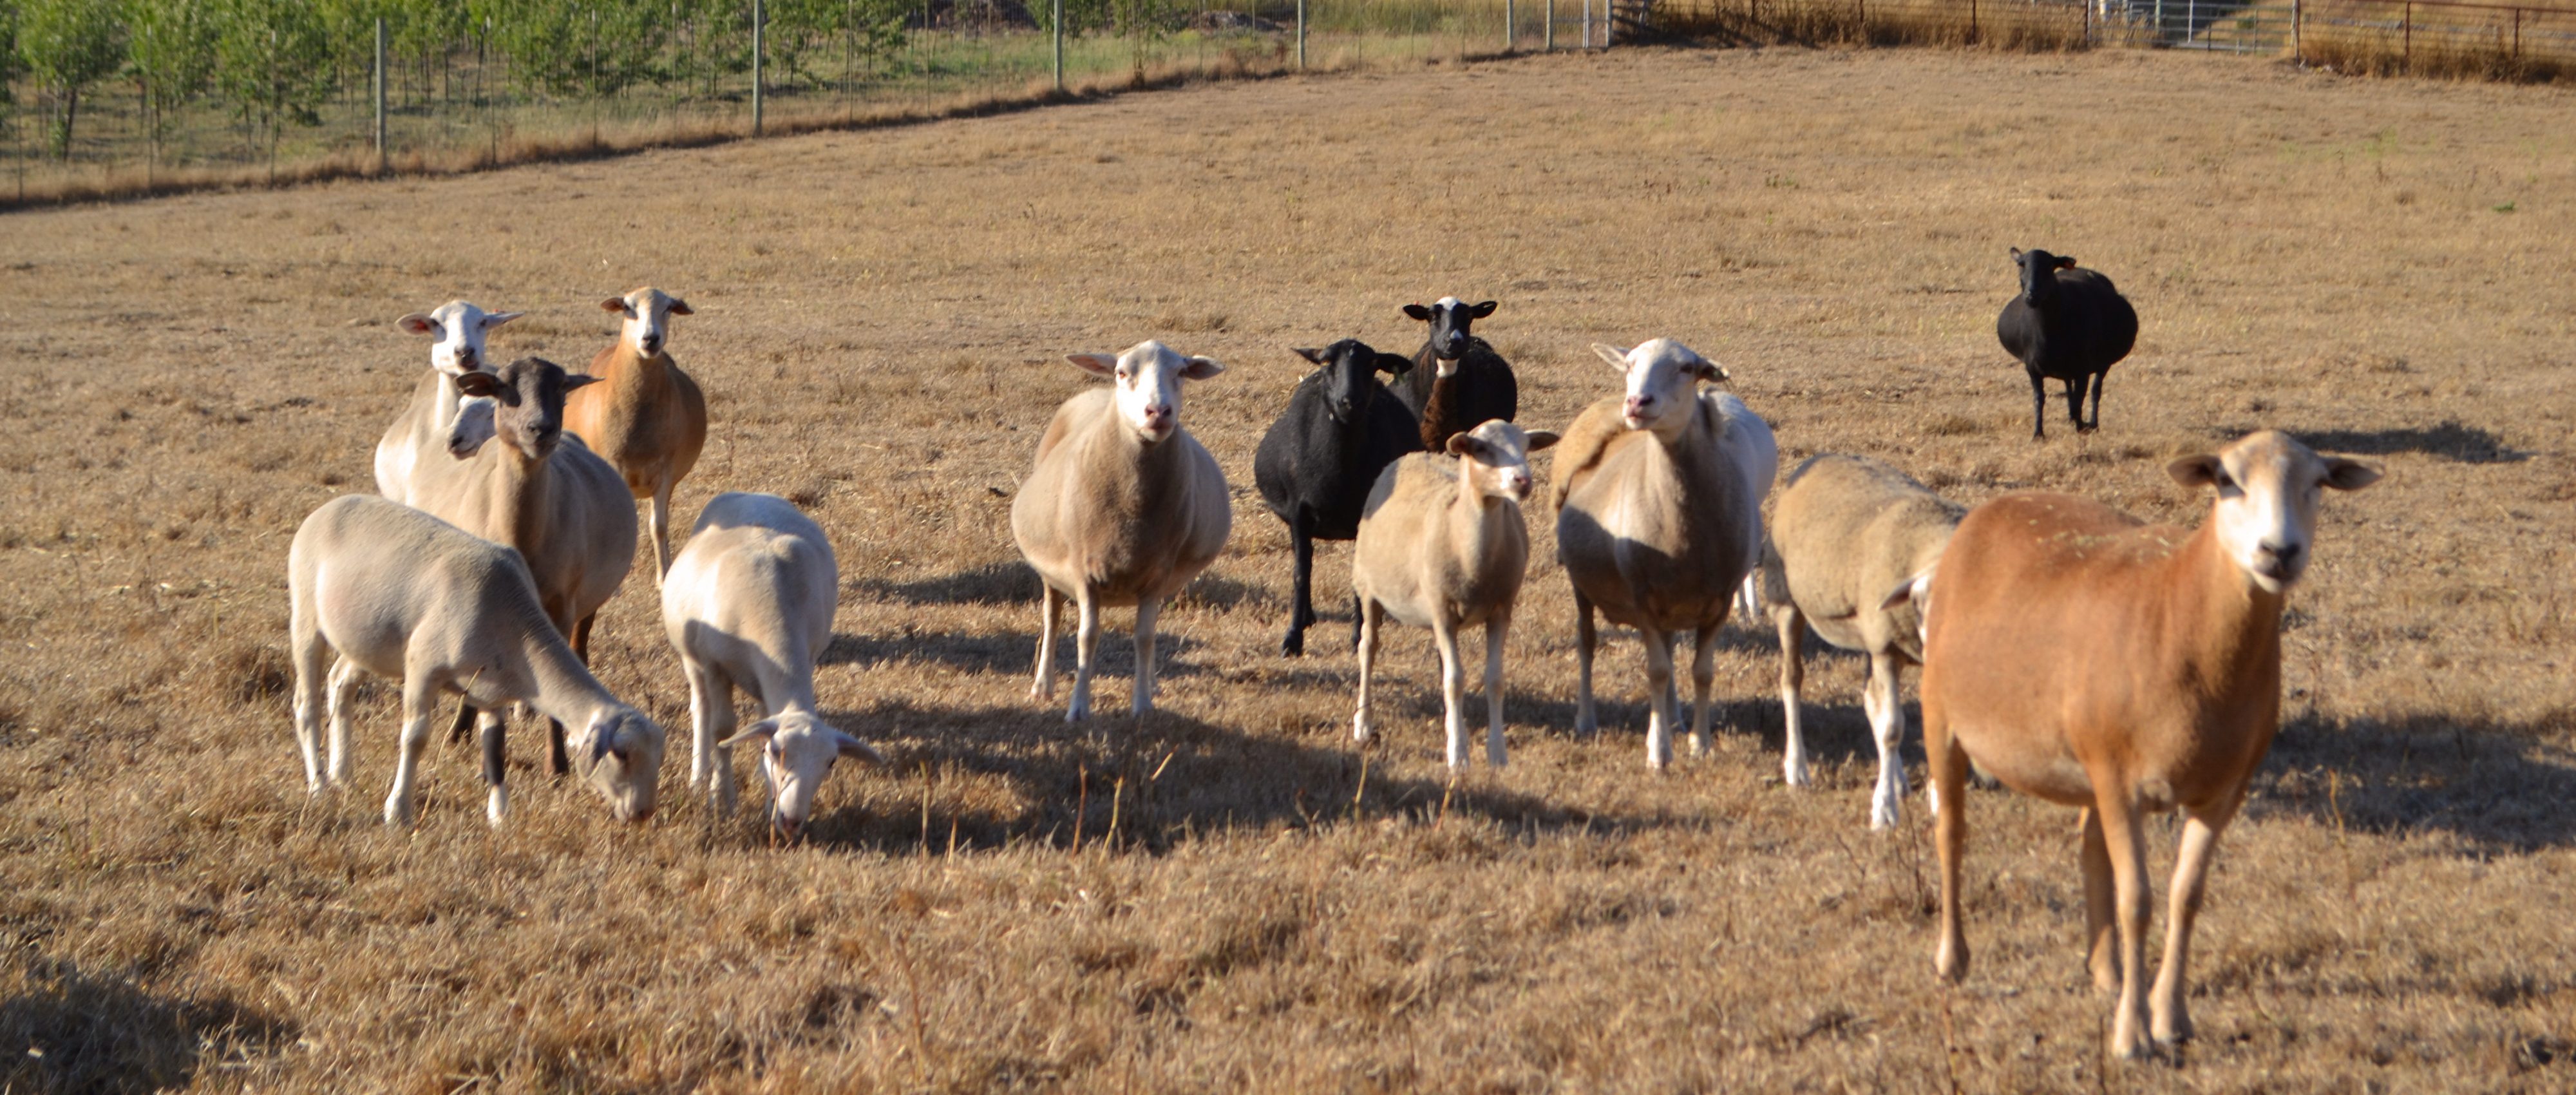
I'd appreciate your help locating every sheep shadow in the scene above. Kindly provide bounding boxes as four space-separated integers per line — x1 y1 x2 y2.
2293 422 2528 465
2252 710 2576 850
798 696 1664 856
822 628 1206 678
0 957 294 1094
855 564 1280 613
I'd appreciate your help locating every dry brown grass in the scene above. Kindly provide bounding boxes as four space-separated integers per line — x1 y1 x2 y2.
3 44 2574 1092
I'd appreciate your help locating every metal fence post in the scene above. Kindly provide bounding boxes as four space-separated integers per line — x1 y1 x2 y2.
2292 0 2302 63
1053 0 1065 89
1583 0 1592 47
1507 0 1516 50
752 0 766 135
1297 0 1307 68
1547 0 1556 48
373 17 388 173
2403 1 2412 66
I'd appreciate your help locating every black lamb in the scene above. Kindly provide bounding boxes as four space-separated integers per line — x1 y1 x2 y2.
1253 339 1423 656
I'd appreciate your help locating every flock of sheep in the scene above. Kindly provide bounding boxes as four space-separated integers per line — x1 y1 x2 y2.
283 249 2379 1060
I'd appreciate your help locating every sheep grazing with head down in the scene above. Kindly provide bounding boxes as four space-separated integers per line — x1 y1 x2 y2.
288 495 665 827
1915 430 2378 1060
1396 297 1519 450
1996 247 2137 439
663 491 882 841
1253 338 1422 657
1012 341 1231 722
1351 419 1558 770
1552 339 1763 770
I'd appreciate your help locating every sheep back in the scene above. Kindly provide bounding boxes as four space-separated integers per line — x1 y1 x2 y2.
1761 454 1964 662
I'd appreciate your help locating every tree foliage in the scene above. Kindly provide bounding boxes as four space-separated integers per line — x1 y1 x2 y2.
211 0 332 169
17 0 120 158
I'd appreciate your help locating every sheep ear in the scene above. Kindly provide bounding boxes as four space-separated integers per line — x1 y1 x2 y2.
588 719 630 763
482 310 523 329
1403 303 1433 322
666 298 693 316
453 371 502 398
1291 347 1329 365
2008 247 2025 262
833 731 885 763
1066 354 1119 377
719 718 781 749
1470 300 1499 318
601 297 629 314
1880 570 1931 613
1179 356 1225 381
1524 430 1561 452
2054 256 2078 271
397 312 437 336
1376 353 1415 376
2167 455 2225 489
1446 432 1488 458
563 374 603 393
1591 343 1631 369
1692 358 1730 383
2322 457 2382 491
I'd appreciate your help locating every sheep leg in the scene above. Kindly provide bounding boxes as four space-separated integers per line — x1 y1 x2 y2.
2094 784 2154 1060
1687 627 1718 757
1283 511 1315 656
325 656 363 790
649 480 676 582
446 701 478 746
1865 650 1909 830
290 635 329 794
1776 605 1810 788
1482 618 1508 769
2081 806 2118 993
1642 626 1676 771
1572 590 1599 737
1030 586 1061 702
1067 588 1099 723
2027 370 2049 441
2063 376 2090 435
480 707 509 826
1131 598 1160 717
2083 370 2107 433
1434 616 1467 770
2152 786 2246 1047
1349 594 1363 654
384 674 437 827
1928 701 1970 982
1352 598 1383 744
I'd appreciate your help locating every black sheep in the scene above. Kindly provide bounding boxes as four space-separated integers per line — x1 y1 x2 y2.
1253 339 1423 656
1996 248 2138 439
1396 297 1519 449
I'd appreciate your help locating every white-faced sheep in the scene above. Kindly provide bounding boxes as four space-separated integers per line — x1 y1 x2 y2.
1917 430 2378 1060
1759 453 1963 829
1010 341 1231 721
663 491 882 840
1552 339 1762 770
564 287 708 582
1351 420 1558 769
374 300 520 506
288 494 666 826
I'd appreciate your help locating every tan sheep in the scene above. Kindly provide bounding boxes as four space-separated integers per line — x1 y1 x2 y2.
564 287 708 582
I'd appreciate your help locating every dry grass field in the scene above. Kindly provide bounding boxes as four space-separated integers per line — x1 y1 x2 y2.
1 44 2572 1092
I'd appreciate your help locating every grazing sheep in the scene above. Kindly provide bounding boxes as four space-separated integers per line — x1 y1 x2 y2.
1251 339 1422 656
1011 341 1231 721
1996 247 2137 439
1351 420 1558 769
565 287 708 582
410 357 639 777
663 492 882 839
374 300 520 506
1917 431 2378 1059
288 494 666 826
1396 298 1519 449
1553 339 1762 769
1758 453 1964 829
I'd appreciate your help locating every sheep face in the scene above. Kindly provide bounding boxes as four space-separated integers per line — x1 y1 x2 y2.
1402 297 1499 372
1293 339 1411 424
2009 248 2078 308
1446 420 1560 503
1066 341 1223 444
580 709 668 823
449 358 601 462
396 300 520 377
1592 339 1727 439
721 712 883 841
2166 431 2380 595
602 287 692 359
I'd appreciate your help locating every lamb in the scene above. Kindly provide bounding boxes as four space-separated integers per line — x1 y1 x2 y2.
1552 339 1762 769
564 287 708 582
1351 420 1558 769
1396 298 1519 450
1010 341 1231 721
662 491 882 840
1996 247 2138 439
288 494 667 826
1251 339 1421 656
1758 453 1964 829
410 357 639 779
374 300 520 506
1916 430 2378 1059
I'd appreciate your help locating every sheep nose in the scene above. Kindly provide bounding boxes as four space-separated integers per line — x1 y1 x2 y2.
772 815 803 842
639 336 661 354
1625 395 1653 416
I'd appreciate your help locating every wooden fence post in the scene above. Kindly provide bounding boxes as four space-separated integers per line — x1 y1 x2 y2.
1053 0 1065 90
752 0 766 135
1298 0 1307 68
2293 0 2302 63
1507 0 1516 50
2403 1 2412 67
373 17 388 173
1547 0 1556 48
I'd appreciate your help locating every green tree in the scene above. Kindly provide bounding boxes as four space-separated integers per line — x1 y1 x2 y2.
124 0 213 170
213 0 334 175
493 0 668 99
17 0 120 160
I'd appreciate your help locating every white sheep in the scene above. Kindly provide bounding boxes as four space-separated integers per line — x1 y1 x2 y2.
1351 419 1559 769
374 300 520 506
662 491 882 839
1712 392 1779 620
1010 341 1231 722
288 494 666 826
